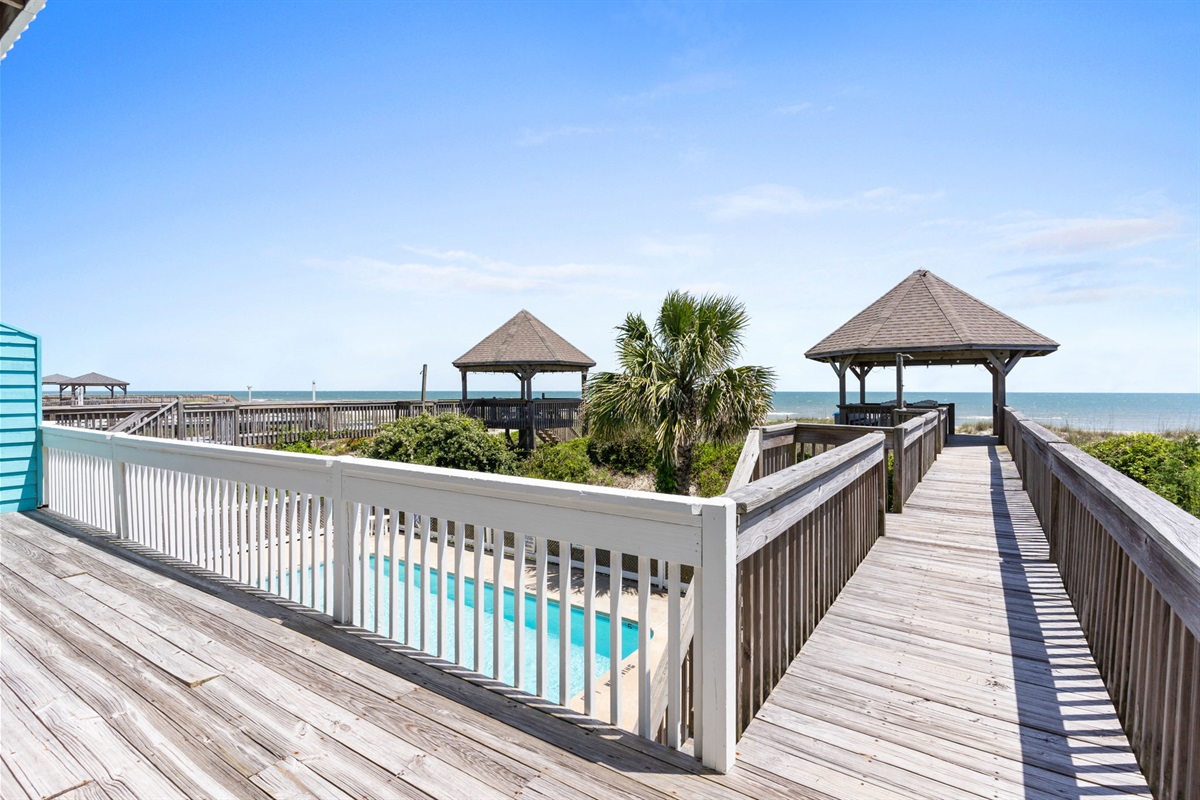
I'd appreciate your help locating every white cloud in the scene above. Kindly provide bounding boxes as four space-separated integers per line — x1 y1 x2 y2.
991 263 1186 308
704 184 943 219
617 72 735 105
999 215 1179 255
637 234 712 258
515 125 600 146
774 102 833 115
308 249 630 295
1009 285 1183 307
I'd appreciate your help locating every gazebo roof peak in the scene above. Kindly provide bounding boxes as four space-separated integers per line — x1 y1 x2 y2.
453 310 596 373
805 269 1058 366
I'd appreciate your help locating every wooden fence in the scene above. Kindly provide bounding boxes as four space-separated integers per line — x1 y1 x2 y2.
40 423 737 772
729 407 948 513
45 399 585 448
726 432 888 733
43 405 160 432
1003 408 1199 800
647 409 948 744
837 402 955 430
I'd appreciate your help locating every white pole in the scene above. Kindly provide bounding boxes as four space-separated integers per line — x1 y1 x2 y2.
247 385 253 403
312 380 316 402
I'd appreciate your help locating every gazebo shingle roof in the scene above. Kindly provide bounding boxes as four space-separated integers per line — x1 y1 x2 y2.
805 270 1058 366
453 310 595 373
68 372 129 387
41 373 73 385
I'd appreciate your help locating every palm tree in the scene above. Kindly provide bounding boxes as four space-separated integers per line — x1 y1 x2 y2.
585 291 776 494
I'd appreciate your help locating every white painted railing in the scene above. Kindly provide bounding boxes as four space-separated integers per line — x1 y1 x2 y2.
40 424 737 772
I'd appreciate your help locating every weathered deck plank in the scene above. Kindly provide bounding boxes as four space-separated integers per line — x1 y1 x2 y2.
0 434 1154 799
1 512 779 800
738 435 1151 799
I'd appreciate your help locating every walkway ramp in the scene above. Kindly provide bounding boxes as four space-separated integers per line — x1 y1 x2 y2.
736 435 1152 799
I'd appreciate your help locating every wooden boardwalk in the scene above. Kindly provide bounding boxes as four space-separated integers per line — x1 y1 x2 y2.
0 511 808 800
1 435 1152 799
736 435 1151 799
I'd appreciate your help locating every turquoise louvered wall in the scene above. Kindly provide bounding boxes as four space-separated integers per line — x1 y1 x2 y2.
0 323 42 513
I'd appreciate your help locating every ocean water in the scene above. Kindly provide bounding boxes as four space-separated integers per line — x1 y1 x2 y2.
130 389 1200 433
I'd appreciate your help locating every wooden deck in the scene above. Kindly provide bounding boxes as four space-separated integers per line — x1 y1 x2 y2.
736 435 1151 799
1 435 1152 799
0 511 806 800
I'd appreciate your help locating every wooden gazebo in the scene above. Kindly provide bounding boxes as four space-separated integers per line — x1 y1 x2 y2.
453 310 595 448
41 373 73 403
805 270 1057 441
64 372 129 403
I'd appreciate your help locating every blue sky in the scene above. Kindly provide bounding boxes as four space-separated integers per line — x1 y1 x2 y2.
2 0 1197 395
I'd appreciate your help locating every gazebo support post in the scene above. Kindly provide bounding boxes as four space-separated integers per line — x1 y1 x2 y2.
850 365 872 403
984 350 1025 445
460 370 468 403
895 353 906 412
830 358 854 409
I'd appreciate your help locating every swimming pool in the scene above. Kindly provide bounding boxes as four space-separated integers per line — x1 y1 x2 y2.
266 557 641 700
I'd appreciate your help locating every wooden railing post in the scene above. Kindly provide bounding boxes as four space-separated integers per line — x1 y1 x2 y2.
108 434 128 537
695 499 736 773
892 424 906 513
330 458 353 624
175 396 186 441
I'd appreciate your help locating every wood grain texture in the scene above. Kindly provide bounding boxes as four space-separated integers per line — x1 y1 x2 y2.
0 512 772 799
737 434 1151 800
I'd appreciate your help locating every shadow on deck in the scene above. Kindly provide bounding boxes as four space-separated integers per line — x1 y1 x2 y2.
1 433 1154 799
0 510 811 800
734 434 1149 799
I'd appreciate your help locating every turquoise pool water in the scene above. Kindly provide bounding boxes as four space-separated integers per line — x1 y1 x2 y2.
266 557 641 700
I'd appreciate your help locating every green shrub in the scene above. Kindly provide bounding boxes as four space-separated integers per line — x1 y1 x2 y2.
586 434 655 475
692 440 744 498
277 439 324 455
362 414 517 474
521 438 595 483
1084 433 1200 517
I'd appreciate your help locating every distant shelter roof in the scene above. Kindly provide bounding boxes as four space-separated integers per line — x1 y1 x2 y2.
69 372 130 387
41 373 73 385
453 310 596 374
805 269 1058 367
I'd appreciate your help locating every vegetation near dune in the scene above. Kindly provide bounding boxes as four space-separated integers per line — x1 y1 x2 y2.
953 422 1200 518
1083 433 1200 518
585 291 776 495
361 414 518 474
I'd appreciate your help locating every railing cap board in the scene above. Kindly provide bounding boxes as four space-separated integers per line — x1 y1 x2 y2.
339 456 717 526
43 424 340 496
726 431 885 516
726 432 884 562
789 423 897 450
758 423 799 450
1005 409 1065 445
1045 437 1200 638
341 459 718 562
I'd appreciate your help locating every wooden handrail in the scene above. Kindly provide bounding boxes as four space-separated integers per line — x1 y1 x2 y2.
1003 408 1199 799
729 433 885 561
